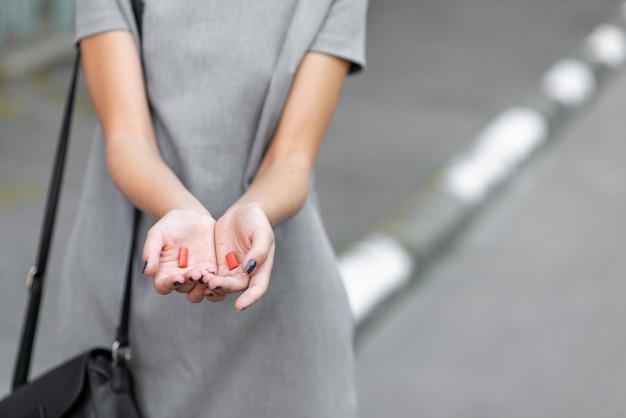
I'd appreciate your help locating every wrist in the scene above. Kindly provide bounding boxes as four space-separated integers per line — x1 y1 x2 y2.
147 188 211 219
226 201 265 218
168 204 212 219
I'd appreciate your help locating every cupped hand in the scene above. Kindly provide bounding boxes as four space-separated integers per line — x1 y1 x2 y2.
209 203 275 311
142 208 219 303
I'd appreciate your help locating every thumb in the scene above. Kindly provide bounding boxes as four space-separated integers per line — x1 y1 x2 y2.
242 225 274 275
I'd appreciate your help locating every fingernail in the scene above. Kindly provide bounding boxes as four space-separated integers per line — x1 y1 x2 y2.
213 286 221 291
198 274 204 284
245 259 257 275
142 261 148 275
173 281 182 287
206 293 214 300
239 307 246 312
189 277 197 283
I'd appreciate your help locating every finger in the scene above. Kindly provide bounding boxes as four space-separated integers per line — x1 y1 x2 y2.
241 226 274 276
142 226 164 277
175 281 195 294
187 282 207 303
183 269 204 284
154 272 186 294
206 270 249 294
204 288 227 302
197 268 218 285
234 270 270 311
201 269 229 297
175 269 199 293
193 264 218 284
235 244 274 311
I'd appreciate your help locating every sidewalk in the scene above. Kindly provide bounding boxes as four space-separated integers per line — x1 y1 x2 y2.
355 59 626 418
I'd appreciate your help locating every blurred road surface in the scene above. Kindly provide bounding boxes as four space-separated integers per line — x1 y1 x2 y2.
319 0 618 249
355 67 626 418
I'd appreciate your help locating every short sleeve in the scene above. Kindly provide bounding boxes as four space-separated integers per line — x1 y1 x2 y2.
74 0 135 43
309 0 368 74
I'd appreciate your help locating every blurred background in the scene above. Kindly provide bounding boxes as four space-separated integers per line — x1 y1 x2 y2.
0 0 73 46
2 0 626 416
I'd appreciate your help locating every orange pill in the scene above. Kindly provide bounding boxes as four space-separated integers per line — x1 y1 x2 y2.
225 251 238 270
178 246 189 268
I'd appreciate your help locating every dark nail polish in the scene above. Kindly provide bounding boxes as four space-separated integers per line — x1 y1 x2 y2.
189 277 197 283
206 293 214 299
173 281 182 287
142 261 148 275
213 286 221 291
245 259 257 275
198 274 204 284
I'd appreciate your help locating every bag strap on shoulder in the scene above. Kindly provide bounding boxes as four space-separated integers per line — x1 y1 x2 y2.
12 0 146 390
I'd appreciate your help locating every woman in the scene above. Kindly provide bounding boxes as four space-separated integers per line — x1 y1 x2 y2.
59 0 367 416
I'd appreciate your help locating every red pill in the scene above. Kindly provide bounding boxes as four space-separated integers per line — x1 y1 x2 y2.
225 251 238 270
178 246 189 268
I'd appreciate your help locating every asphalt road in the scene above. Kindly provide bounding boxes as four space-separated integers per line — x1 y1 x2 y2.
355 66 626 418
318 0 619 249
0 0 622 412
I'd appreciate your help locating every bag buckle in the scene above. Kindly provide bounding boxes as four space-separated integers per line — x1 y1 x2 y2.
112 340 132 367
26 266 38 290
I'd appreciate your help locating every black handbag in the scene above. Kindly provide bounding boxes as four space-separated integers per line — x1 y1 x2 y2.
0 200 143 418
0 1 145 417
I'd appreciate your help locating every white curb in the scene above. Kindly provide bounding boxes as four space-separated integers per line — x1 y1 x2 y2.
341 13 626 325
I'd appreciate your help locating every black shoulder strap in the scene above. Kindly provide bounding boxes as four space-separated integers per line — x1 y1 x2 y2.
131 0 144 38
12 0 146 389
11 49 82 390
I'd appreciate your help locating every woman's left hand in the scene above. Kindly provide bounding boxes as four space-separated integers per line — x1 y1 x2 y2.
208 203 275 311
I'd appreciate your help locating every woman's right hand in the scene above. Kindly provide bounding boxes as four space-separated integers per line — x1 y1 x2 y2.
142 208 219 303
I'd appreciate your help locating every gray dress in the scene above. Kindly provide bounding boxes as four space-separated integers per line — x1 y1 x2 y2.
59 0 367 417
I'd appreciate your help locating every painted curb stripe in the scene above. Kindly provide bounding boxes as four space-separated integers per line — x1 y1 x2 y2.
340 14 626 324
542 59 596 107
586 24 626 68
446 107 548 203
338 236 414 323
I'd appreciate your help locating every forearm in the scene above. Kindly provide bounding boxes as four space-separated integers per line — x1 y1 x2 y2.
232 157 311 226
105 137 205 219
81 31 204 219
229 52 350 225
